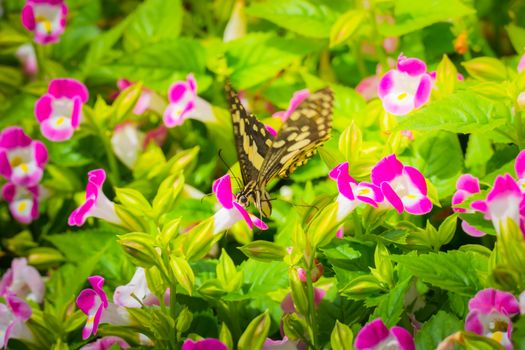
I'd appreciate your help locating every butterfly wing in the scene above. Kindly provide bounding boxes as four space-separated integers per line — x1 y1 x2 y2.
257 87 334 185
226 82 274 185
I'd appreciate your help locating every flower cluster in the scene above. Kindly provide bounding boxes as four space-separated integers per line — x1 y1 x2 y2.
21 0 68 44
453 150 525 237
0 127 48 224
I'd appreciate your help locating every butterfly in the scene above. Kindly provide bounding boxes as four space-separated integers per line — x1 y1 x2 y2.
226 82 334 218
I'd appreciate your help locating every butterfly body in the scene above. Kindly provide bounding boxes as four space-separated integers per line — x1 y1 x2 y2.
227 83 333 218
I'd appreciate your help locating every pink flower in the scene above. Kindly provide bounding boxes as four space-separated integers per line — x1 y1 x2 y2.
79 336 130 350
15 44 37 76
0 127 48 187
452 174 486 237
113 267 159 308
514 150 525 192
212 174 268 234
518 53 525 73
0 258 44 303
273 89 310 122
116 79 166 116
472 174 523 235
68 169 122 227
182 339 228 350
371 154 432 215
76 276 131 340
163 74 215 128
465 288 519 349
111 123 144 169
329 162 384 220
355 318 414 350
21 0 68 45
35 78 89 142
356 75 381 101
378 54 432 116
2 183 39 224
0 295 33 349
263 337 299 350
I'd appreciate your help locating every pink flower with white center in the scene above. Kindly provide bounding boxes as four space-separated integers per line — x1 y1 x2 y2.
68 169 122 227
0 127 47 187
465 288 519 349
2 183 39 224
329 162 384 220
355 318 414 350
21 0 68 45
0 258 44 303
182 339 228 350
76 276 131 340
113 267 158 308
35 78 89 142
471 174 523 235
79 336 130 350
452 174 486 237
281 288 325 314
15 44 37 77
378 54 432 116
518 53 525 73
0 295 33 348
163 74 215 128
212 174 268 234
116 79 166 116
371 154 432 215
111 123 144 169
272 89 310 122
263 337 299 350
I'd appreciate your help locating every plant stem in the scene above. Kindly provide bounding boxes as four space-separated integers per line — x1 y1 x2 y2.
515 106 524 148
353 211 363 237
305 256 319 349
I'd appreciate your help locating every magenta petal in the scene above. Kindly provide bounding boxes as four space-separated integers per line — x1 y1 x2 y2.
212 174 234 209
7 295 32 320
469 288 520 316
378 70 395 98
452 190 468 212
233 202 254 229
0 127 32 148
21 5 36 30
471 200 488 214
391 326 415 350
515 150 525 180
71 96 82 128
187 73 197 93
48 78 89 102
252 216 268 230
413 74 432 109
404 166 427 195
355 319 390 350
41 120 74 142
487 174 521 203
371 154 404 185
76 289 98 315
461 220 486 237
33 141 49 167
0 152 12 178
168 82 188 103
381 182 404 213
330 162 356 200
456 174 481 194
88 275 108 307
2 183 16 202
182 339 228 350
397 55 427 76
68 198 95 226
465 311 484 335
404 196 432 215
35 94 53 122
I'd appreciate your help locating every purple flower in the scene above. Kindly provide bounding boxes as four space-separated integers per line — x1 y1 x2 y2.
15 44 37 76
212 174 268 234
182 338 228 350
273 89 310 122
116 79 166 116
465 288 519 349
0 127 48 187
471 174 523 235
370 155 432 215
263 336 299 350
378 54 432 116
111 123 144 169
163 74 215 128
21 0 68 45
0 295 33 349
2 183 39 224
329 162 383 220
452 174 486 237
79 336 130 350
0 258 44 303
113 267 159 308
355 318 414 350
68 169 122 227
35 78 89 142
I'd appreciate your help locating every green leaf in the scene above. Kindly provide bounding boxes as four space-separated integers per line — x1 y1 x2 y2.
246 0 339 38
330 320 354 350
123 0 183 51
370 274 411 326
391 251 488 296
379 0 475 37
226 33 323 89
506 24 525 54
462 57 509 82
414 131 463 197
465 133 494 176
329 10 367 47
239 241 287 262
238 311 271 350
415 311 462 350
170 256 195 295
396 91 510 134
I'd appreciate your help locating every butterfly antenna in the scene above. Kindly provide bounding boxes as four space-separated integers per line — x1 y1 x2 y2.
217 149 243 190
263 196 320 212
